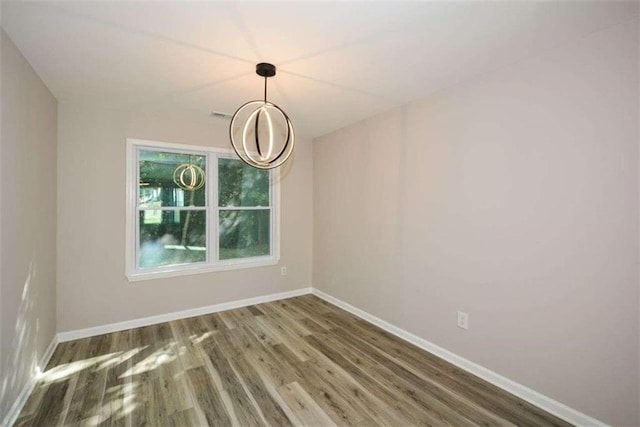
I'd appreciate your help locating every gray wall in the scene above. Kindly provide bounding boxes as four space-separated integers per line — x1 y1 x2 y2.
56 104 313 332
313 18 639 425
0 31 57 418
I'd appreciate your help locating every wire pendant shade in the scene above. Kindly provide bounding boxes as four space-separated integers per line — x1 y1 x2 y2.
229 63 295 170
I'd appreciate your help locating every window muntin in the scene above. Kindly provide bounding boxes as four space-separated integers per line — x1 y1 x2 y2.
127 139 279 281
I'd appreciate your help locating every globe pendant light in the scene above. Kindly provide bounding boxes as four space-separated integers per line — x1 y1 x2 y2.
229 63 295 170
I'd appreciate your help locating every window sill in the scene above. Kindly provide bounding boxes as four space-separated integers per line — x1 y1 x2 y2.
126 256 279 282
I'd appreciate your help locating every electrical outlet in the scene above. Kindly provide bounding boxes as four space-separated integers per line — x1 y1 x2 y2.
457 311 469 330
280 266 287 276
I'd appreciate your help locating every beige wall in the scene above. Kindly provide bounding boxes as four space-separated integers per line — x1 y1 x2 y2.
0 31 57 418
314 18 639 426
57 105 313 332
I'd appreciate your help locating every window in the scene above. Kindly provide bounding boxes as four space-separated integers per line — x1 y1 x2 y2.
126 139 279 281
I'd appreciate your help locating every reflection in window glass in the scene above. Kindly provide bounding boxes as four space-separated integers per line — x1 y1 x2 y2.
219 210 270 260
218 158 269 207
138 210 207 268
139 150 206 208
143 206 162 225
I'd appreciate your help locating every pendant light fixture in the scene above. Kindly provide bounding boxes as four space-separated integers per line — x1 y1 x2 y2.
173 162 205 191
229 63 295 170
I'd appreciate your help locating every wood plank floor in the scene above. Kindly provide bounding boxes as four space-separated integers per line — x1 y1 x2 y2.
16 295 571 426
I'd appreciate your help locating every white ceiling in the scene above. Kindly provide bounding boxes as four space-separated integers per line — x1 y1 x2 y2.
2 1 636 138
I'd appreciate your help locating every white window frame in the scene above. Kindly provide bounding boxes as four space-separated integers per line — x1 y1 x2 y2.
125 138 280 282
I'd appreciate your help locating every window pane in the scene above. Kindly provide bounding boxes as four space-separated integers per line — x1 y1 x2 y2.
218 158 269 207
139 150 206 208
219 210 270 260
138 210 206 268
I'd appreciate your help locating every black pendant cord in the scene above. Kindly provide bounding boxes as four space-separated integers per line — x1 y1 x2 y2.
264 76 268 103
256 76 267 156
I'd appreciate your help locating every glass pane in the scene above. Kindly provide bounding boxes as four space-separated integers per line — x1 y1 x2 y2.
218 158 269 207
219 209 270 260
139 210 206 268
139 150 206 208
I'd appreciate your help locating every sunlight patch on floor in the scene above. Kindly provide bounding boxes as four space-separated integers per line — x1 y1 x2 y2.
80 381 140 426
191 331 213 344
40 347 144 384
121 343 179 377
42 354 113 383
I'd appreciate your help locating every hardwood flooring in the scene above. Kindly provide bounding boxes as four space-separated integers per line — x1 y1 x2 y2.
16 295 571 426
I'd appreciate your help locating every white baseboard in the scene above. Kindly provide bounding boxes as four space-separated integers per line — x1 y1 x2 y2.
1 334 58 427
57 287 312 342
311 288 606 427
